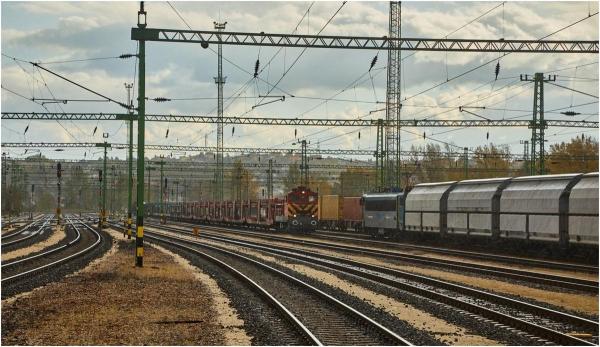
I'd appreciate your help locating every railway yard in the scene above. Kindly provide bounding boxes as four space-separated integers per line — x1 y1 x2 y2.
2 1 599 345
0 214 598 345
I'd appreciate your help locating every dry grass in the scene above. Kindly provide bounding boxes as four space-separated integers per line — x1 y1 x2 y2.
1 228 250 345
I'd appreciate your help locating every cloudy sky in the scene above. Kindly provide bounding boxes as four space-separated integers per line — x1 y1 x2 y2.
1 1 598 161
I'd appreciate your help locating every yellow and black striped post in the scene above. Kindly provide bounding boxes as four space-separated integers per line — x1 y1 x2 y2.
127 218 132 239
136 222 144 264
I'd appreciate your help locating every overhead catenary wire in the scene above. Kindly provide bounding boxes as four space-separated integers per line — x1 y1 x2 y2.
32 63 130 110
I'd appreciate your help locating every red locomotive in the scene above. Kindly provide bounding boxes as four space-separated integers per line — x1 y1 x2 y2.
285 186 318 232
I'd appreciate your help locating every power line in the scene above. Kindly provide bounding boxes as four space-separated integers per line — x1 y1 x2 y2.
403 11 599 103
546 82 599 99
241 1 348 116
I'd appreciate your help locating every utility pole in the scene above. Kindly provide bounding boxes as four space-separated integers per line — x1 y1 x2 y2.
520 73 556 175
159 156 165 224
56 162 62 226
299 139 309 186
385 1 402 190
463 147 469 179
78 188 82 218
30 184 34 220
267 158 273 199
175 180 179 204
110 165 116 219
134 1 147 267
375 119 385 192
146 166 153 203
125 82 134 239
98 169 102 226
520 140 530 174
214 20 227 201
96 135 110 228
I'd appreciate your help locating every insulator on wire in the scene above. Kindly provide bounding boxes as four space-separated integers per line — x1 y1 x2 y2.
24 125 29 134
254 59 260 78
232 127 235 136
154 97 171 102
93 126 98 136
561 111 580 116
98 169 102 182
423 132 426 139
369 54 378 72
495 61 500 80
486 132 490 140
165 129 169 138
358 132 361 140
119 53 136 59
294 129 297 138
57 163 61 178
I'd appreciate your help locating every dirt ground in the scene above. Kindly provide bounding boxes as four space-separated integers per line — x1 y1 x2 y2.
1 229 251 345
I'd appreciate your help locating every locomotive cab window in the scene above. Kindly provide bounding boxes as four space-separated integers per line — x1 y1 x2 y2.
365 199 396 211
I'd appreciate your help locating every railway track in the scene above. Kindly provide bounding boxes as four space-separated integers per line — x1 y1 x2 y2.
1 221 36 240
110 223 412 345
147 222 598 346
151 220 598 293
313 230 599 274
2 217 103 296
1 216 51 246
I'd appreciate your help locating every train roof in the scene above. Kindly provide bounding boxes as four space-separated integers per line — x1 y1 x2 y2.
413 180 457 187
362 192 404 199
511 173 582 182
455 177 512 185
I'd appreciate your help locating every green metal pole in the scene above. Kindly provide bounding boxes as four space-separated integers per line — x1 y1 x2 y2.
464 147 468 179
135 2 146 267
160 159 164 224
102 142 107 228
127 84 133 239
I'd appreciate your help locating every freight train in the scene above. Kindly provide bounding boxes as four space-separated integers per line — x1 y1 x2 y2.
362 173 599 249
148 172 598 249
147 185 318 232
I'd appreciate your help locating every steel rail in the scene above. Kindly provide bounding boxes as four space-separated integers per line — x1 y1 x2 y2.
2 216 52 247
1 220 38 240
312 231 600 274
163 218 599 274
143 230 412 346
131 228 322 346
2 217 82 268
206 227 599 292
147 224 596 346
1 220 102 283
154 219 598 290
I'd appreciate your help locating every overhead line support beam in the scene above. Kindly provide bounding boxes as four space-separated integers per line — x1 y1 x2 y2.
130 28 598 53
2 113 597 128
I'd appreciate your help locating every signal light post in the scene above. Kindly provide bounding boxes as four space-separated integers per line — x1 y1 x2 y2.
56 163 62 226
96 136 111 228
